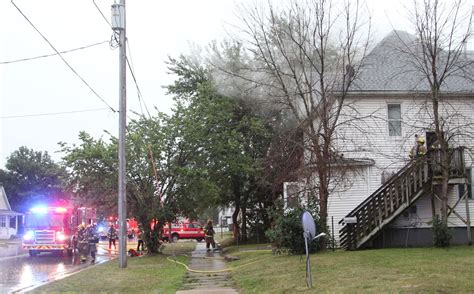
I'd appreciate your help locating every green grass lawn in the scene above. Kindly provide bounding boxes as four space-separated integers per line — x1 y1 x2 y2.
215 231 233 243
30 242 474 293
227 245 474 293
32 241 196 293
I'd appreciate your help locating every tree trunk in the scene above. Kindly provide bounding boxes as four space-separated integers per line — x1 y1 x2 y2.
440 150 450 226
241 204 247 242
318 176 329 231
259 199 271 231
141 217 162 254
241 188 252 242
168 222 173 243
316 146 329 231
431 88 449 225
318 161 329 249
232 203 240 241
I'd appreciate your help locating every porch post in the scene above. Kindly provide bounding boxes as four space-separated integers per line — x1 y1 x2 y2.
430 188 436 219
465 182 472 245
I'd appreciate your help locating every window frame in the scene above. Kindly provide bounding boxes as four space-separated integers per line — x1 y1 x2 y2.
0 216 6 228
458 168 473 199
387 103 402 137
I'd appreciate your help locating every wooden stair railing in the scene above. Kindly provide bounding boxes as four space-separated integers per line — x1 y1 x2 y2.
339 157 429 250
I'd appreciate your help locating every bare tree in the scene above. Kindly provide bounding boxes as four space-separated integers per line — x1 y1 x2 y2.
211 0 371 231
400 0 474 228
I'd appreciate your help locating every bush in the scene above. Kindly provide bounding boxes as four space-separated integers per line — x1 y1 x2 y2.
265 207 324 254
432 215 452 247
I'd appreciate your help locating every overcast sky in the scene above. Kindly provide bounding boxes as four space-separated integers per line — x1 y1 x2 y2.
1 0 471 168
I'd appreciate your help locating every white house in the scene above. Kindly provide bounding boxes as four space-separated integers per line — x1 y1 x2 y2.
301 31 474 249
0 185 23 239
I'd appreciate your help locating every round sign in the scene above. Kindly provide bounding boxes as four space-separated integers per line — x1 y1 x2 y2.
301 211 316 239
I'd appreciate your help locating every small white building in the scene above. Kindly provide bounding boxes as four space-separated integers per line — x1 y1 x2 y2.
217 206 233 228
0 186 23 239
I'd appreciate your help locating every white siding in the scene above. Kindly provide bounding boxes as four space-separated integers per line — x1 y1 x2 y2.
390 185 474 228
327 166 371 245
324 95 474 244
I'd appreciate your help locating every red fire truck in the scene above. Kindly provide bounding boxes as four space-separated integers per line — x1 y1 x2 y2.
128 218 139 239
22 205 96 256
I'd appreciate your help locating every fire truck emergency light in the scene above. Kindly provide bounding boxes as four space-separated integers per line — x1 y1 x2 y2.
30 206 48 214
23 230 34 241
56 231 66 241
55 207 67 213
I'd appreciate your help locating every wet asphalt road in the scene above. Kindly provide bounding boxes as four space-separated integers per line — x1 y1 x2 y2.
0 241 116 293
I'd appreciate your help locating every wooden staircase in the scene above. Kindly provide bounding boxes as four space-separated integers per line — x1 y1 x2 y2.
339 158 429 249
339 148 466 250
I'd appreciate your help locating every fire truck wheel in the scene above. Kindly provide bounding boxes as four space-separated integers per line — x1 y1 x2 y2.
171 233 179 242
29 250 37 257
196 238 203 242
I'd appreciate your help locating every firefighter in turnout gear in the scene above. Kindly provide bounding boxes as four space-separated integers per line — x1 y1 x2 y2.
85 224 99 263
204 220 216 252
77 224 88 262
410 135 427 159
107 225 118 250
78 224 99 263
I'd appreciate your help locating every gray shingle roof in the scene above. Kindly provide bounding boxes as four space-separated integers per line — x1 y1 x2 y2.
349 30 474 93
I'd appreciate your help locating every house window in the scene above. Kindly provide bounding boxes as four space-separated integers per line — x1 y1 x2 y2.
10 217 16 229
0 216 6 228
388 104 402 136
284 182 304 208
472 168 474 200
459 168 473 199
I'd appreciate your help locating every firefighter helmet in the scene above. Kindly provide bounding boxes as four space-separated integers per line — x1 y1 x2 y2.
417 136 425 144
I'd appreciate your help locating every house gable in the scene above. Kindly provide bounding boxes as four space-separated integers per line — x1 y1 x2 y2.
0 186 12 211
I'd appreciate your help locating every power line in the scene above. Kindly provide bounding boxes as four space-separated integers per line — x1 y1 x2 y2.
91 0 120 49
126 56 147 118
126 39 151 118
90 1 143 130
11 0 117 113
90 1 150 119
92 0 112 27
0 108 110 119
0 41 109 65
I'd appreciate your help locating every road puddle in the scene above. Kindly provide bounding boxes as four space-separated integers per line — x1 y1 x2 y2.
0 243 26 258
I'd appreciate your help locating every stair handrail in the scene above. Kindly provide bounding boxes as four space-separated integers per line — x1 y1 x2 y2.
338 157 425 225
339 147 465 249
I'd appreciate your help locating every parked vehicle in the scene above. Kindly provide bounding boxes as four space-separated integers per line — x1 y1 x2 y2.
96 219 111 240
22 205 96 256
162 221 205 242
127 218 138 239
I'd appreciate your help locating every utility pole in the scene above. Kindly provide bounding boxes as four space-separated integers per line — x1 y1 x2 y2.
112 0 127 268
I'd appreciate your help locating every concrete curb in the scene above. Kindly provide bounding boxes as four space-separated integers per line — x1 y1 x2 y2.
0 253 28 261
